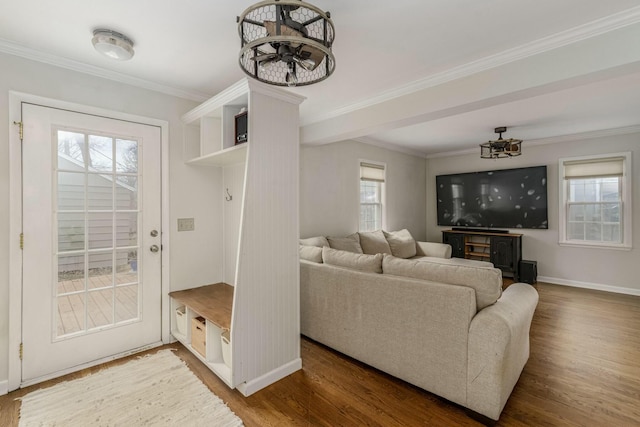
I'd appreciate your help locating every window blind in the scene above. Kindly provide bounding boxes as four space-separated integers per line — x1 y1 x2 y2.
563 157 624 179
360 162 385 182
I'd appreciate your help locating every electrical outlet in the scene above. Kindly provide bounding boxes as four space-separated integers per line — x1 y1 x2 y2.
177 218 195 232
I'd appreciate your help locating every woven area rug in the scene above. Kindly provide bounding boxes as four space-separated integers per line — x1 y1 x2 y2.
18 349 244 427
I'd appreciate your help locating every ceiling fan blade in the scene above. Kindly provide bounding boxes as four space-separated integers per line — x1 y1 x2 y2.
264 21 305 47
251 53 278 62
295 44 325 71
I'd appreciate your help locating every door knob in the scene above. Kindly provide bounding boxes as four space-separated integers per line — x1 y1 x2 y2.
150 245 159 253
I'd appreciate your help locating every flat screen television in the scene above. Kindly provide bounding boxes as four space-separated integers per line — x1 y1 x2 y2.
436 166 548 230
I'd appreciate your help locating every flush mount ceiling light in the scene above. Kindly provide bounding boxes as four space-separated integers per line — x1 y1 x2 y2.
237 0 335 87
480 127 523 159
92 29 135 61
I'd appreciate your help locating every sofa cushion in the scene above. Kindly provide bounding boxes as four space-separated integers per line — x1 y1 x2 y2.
323 247 383 274
299 236 330 248
382 254 502 310
300 245 323 263
327 233 363 254
358 230 392 255
383 229 417 258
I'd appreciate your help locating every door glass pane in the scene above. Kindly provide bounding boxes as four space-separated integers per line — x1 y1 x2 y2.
116 213 138 248
88 135 113 172
58 213 85 252
116 284 139 323
88 252 113 290
116 176 138 210
57 130 85 167
115 139 138 173
87 289 114 329
56 294 85 337
88 212 113 250
57 253 85 294
116 249 137 285
87 173 114 210
57 172 85 211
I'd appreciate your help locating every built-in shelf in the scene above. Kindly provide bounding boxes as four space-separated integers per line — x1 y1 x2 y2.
176 78 305 396
170 283 233 331
185 143 248 167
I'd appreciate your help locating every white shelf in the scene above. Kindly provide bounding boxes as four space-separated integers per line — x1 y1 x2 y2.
186 143 247 166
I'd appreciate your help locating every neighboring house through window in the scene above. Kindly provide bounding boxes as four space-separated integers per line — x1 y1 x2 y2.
359 161 385 232
559 152 632 249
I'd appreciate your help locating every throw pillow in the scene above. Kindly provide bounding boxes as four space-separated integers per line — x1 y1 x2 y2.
299 236 330 248
322 247 382 274
358 230 392 255
299 245 323 263
383 229 417 258
382 254 502 310
327 233 363 254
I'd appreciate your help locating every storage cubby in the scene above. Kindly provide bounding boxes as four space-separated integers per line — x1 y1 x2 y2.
442 229 522 281
172 78 304 396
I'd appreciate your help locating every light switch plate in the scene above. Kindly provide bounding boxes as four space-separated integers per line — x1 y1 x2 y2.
177 218 195 232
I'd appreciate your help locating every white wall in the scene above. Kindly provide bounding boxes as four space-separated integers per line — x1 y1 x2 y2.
301 140 427 240
426 132 640 294
0 52 224 386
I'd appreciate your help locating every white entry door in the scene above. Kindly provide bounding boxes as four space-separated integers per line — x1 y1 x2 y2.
21 103 162 384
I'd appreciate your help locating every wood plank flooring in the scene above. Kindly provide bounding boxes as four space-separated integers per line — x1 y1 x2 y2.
2 281 639 426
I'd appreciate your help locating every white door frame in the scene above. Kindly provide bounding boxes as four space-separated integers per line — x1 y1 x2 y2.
8 92 171 391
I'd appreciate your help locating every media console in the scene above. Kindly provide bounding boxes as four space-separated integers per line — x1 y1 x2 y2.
442 229 522 282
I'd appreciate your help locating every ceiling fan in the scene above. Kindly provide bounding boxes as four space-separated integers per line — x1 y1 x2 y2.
238 1 335 87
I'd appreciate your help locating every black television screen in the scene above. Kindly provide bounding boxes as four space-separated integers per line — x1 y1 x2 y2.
436 166 548 229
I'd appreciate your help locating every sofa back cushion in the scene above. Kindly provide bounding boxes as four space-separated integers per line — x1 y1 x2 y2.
382 254 502 310
300 245 323 263
383 229 417 259
358 230 392 255
323 247 383 273
299 236 330 248
327 233 363 253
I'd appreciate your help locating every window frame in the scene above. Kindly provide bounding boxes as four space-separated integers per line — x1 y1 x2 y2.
558 152 632 250
359 160 386 232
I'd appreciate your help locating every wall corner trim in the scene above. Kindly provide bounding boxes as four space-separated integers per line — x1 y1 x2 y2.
0 380 8 396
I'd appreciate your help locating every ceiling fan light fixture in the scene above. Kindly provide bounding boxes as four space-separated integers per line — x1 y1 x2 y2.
237 0 335 87
480 126 523 159
92 29 135 61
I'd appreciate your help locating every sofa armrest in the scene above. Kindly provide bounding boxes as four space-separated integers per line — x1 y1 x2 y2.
415 241 452 258
466 283 538 420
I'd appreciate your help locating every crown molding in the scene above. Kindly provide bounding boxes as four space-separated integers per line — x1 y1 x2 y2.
0 38 210 102
425 124 640 159
304 6 640 126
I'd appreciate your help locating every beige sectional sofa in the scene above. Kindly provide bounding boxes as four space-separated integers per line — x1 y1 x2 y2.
299 230 538 421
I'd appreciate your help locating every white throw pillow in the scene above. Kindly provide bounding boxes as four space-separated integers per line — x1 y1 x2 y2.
383 229 417 258
358 230 392 255
322 247 382 274
299 236 330 248
327 233 363 254
300 245 323 263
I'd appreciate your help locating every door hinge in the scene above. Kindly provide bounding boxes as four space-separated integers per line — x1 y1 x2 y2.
19 343 23 360
20 233 24 250
13 121 23 141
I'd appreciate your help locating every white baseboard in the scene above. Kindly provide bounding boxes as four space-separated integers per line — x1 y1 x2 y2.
236 358 302 397
0 380 8 396
538 276 640 296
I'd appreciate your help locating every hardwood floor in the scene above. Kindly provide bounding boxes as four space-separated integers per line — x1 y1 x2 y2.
2 282 639 426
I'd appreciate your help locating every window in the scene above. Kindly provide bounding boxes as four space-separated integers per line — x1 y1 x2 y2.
559 153 632 249
359 162 385 232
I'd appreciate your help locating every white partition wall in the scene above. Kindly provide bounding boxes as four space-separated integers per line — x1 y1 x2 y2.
179 79 304 394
